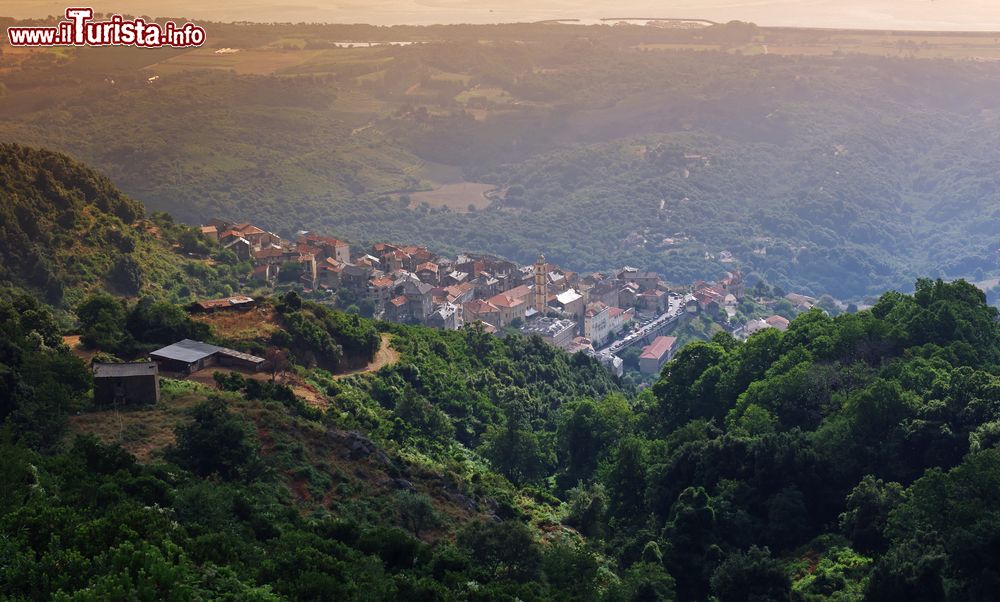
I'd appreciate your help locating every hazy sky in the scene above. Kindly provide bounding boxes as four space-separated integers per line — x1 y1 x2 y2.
7 0 1000 31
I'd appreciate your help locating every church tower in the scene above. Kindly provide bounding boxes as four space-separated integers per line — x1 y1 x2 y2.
533 255 549 314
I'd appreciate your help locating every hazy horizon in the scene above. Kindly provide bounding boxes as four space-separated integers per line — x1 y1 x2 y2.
7 0 1000 31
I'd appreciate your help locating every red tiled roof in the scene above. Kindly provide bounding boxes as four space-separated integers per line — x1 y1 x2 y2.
585 301 608 317
372 242 399 254
301 234 348 247
417 262 439 273
765 315 790 328
505 284 532 301
253 247 284 259
236 224 265 236
296 244 322 256
488 293 524 309
640 336 677 361
369 277 395 288
464 299 499 314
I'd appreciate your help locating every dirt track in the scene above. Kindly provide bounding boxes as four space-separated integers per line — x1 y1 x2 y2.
333 334 399 379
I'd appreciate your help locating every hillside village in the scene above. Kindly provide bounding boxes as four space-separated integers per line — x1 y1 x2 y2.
199 220 811 377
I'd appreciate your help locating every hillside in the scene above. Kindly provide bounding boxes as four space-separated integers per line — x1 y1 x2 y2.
7 257 1000 599
0 143 253 308
2 144 1000 597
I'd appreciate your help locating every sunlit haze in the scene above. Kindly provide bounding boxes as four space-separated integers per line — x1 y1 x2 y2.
6 0 1000 30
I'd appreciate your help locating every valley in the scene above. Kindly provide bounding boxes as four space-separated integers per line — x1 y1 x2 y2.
4 14 1000 601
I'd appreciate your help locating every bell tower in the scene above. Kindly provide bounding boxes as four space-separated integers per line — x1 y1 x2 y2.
533 255 549 314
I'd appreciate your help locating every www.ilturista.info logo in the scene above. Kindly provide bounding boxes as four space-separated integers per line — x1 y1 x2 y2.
7 8 206 48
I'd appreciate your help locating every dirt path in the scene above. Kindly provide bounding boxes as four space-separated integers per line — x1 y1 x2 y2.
63 335 98 364
334 334 400 380
186 334 398 410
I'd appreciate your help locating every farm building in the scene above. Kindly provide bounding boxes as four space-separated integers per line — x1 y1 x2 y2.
93 362 160 406
150 339 266 374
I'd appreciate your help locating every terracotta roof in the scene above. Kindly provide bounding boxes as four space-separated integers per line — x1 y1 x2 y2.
389 295 408 307
505 284 533 300
416 261 439 273
488 293 524 309
236 224 265 236
300 234 348 247
464 299 500 314
253 247 284 259
200 225 217 234
640 336 677 361
369 277 395 288
765 315 790 329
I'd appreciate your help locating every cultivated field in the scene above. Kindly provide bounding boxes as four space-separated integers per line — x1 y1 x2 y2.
410 182 495 212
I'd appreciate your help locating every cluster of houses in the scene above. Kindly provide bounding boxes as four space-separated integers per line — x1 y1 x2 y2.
92 220 811 406
196 219 696 356
189 219 802 374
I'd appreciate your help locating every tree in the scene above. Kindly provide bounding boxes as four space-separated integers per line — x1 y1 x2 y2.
109 255 143 295
457 520 541 582
126 296 209 344
610 562 677 602
266 347 289 383
710 546 791 602
481 410 553 486
605 436 648 519
283 290 302 311
839 475 905 554
169 398 261 481
177 229 211 255
541 539 601 600
556 395 631 488
396 491 442 538
77 293 130 351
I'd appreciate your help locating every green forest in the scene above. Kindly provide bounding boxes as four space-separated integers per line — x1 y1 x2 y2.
3 21 1000 299
0 144 257 311
4 148 1000 600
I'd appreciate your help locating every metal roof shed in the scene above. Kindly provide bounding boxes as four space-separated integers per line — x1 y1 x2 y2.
150 339 223 374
